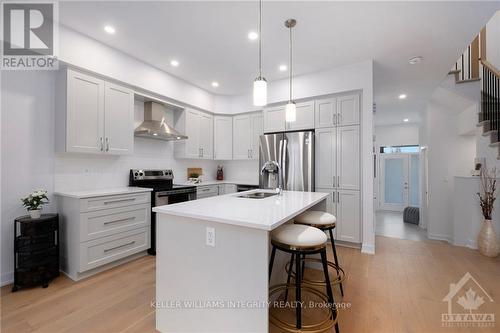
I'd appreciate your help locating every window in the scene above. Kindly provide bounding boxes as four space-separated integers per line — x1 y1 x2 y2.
380 145 419 154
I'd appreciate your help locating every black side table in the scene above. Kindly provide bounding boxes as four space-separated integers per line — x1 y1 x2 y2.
12 214 59 292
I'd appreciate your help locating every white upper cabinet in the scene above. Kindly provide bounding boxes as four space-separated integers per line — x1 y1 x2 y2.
233 114 252 160
337 125 360 190
336 190 360 242
315 97 337 128
175 109 213 159
263 106 285 133
199 112 214 159
286 101 315 131
104 82 134 155
214 116 233 160
250 113 263 160
315 128 336 189
233 112 262 160
58 68 133 155
337 94 360 126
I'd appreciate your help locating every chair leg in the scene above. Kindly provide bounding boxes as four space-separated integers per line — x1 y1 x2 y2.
295 252 302 329
301 253 306 279
269 246 276 282
329 228 344 297
284 253 295 301
321 249 340 333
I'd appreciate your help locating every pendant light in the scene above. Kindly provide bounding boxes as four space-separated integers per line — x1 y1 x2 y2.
285 19 296 122
253 0 267 106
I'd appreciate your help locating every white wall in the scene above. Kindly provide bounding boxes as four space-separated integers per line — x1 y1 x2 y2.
423 99 476 242
375 124 419 148
486 10 500 70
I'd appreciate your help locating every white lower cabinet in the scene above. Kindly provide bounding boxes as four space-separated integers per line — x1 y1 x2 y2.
316 188 360 243
197 185 219 199
224 184 238 194
56 191 151 281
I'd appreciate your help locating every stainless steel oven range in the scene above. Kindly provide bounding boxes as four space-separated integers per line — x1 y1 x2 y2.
129 169 196 255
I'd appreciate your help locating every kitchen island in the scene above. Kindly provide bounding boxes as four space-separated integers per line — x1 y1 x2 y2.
153 189 329 332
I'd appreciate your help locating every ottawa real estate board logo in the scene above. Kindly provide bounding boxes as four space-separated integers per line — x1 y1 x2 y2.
1 1 58 70
442 272 495 328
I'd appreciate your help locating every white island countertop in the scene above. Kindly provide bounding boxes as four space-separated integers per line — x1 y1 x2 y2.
54 186 152 199
153 189 329 231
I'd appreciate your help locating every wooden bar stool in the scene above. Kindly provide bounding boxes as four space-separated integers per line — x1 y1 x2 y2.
294 211 345 296
269 224 340 333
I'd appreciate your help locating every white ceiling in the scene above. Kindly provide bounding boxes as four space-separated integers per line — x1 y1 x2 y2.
59 1 499 125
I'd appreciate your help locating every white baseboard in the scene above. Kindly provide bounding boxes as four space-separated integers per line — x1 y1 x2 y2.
428 233 453 243
361 243 375 255
1 271 14 287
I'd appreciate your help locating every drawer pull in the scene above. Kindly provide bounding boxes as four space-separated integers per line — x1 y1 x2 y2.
103 198 136 205
201 189 211 192
103 217 135 225
104 241 135 253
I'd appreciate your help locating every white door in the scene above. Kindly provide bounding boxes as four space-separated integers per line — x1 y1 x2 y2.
315 97 337 128
315 128 336 189
286 101 315 131
199 112 213 159
337 94 360 126
250 113 263 160
263 106 285 133
184 109 200 158
380 154 409 211
337 125 360 190
233 114 252 160
67 69 105 153
214 116 233 160
336 190 360 242
104 82 134 155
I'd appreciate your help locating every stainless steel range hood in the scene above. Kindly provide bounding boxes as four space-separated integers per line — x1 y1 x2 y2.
134 101 188 141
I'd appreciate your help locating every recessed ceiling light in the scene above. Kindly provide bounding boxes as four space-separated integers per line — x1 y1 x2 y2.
211 81 219 88
409 56 423 65
403 118 409 122
104 25 116 34
399 94 407 100
170 60 179 67
279 64 287 72
248 31 259 40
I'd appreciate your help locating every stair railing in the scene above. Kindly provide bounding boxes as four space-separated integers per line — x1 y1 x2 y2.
481 59 500 135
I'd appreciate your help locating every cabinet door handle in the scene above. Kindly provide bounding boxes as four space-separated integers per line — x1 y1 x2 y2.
104 217 135 225
100 137 104 151
250 149 253 159
103 198 135 205
104 241 135 253
338 113 342 125
106 138 110 151
338 192 340 203
333 114 337 125
337 176 340 187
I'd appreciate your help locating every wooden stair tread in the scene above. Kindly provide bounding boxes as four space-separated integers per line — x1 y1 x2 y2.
456 78 481 84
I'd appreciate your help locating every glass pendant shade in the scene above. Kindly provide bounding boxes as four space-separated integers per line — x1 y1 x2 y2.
285 101 296 122
253 77 267 107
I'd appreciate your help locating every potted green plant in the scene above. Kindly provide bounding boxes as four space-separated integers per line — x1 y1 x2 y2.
21 190 49 219
476 167 499 257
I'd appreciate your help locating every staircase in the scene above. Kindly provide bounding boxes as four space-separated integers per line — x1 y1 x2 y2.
449 31 500 158
478 60 500 157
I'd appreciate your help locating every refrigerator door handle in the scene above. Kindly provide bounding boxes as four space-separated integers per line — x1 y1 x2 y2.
281 139 287 191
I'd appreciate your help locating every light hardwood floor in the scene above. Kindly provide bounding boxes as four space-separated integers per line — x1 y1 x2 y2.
2 236 499 333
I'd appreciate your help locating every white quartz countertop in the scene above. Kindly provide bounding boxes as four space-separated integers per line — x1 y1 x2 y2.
176 180 259 187
54 187 152 199
153 190 329 231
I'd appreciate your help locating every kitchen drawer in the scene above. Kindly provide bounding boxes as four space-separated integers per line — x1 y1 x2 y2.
80 204 150 242
196 185 219 198
80 193 150 212
79 227 150 272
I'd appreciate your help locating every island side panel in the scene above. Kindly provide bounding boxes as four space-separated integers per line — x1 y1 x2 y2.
156 213 269 333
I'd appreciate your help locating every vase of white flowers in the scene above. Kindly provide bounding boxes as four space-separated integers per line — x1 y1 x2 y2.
21 190 49 219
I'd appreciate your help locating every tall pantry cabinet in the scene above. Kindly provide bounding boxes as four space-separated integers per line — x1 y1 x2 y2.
315 93 361 243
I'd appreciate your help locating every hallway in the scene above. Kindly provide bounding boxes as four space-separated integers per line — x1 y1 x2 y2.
376 210 427 241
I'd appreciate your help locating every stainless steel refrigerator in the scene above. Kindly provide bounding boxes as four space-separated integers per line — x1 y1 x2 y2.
259 131 314 192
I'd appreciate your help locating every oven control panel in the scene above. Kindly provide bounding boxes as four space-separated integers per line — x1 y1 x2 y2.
131 169 173 181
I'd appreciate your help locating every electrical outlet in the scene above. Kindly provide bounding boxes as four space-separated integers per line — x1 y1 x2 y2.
206 227 215 247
